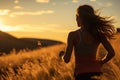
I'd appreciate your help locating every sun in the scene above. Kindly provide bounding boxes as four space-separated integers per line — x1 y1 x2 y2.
0 24 12 31
0 20 19 31
0 23 7 31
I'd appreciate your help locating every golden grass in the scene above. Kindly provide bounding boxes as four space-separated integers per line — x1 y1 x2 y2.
0 34 120 80
0 45 74 80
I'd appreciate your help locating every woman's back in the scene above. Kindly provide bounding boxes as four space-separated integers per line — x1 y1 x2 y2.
74 29 100 55
73 28 102 75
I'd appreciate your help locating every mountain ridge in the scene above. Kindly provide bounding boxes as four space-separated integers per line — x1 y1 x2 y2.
0 31 63 54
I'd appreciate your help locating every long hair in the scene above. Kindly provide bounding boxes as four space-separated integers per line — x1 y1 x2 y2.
76 5 116 40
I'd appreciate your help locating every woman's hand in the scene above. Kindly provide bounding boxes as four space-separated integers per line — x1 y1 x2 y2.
96 60 104 66
99 60 104 65
59 51 65 58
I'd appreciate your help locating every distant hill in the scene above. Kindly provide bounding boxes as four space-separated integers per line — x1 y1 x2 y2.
0 31 63 54
20 38 63 47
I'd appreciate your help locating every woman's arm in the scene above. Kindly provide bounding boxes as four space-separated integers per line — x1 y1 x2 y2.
100 34 115 64
63 32 74 63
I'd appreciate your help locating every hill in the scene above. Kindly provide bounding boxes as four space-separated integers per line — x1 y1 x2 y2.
19 38 63 47
0 31 63 54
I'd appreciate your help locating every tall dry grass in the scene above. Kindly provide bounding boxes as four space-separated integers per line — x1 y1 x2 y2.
0 34 120 80
0 45 74 80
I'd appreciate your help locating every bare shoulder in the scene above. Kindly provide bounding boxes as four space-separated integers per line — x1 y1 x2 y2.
68 30 79 39
69 30 79 36
68 29 81 45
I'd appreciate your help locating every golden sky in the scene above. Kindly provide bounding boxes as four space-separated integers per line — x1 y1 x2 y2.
0 0 120 42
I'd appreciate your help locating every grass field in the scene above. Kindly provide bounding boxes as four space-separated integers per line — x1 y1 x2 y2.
0 34 120 80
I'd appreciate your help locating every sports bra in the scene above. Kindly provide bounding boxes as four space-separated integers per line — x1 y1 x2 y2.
74 29 99 55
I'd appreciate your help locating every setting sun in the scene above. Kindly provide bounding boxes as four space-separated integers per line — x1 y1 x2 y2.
0 21 20 31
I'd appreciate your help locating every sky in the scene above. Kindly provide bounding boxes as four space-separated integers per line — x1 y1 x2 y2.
0 0 120 42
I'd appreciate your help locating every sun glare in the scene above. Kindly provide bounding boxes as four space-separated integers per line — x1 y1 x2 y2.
0 21 19 31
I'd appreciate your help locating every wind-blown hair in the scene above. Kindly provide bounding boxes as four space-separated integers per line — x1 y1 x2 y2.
76 5 116 40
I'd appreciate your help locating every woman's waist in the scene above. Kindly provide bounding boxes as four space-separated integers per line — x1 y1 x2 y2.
74 63 102 75
75 56 101 67
74 47 97 54
75 60 101 67
75 54 96 61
